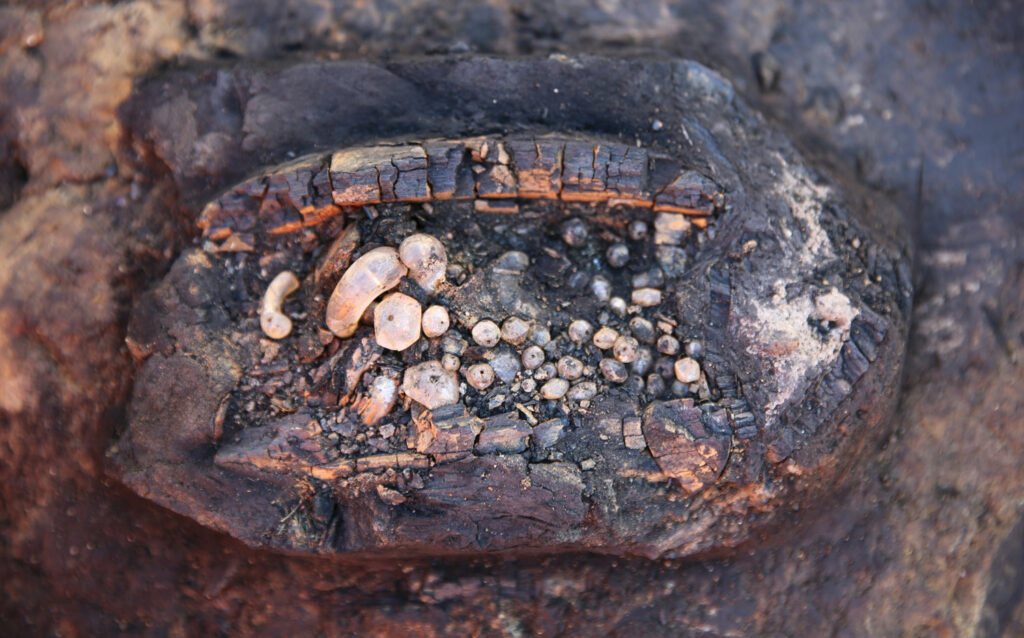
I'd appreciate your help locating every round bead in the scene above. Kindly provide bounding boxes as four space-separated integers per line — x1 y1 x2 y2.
422 305 450 338
593 326 619 350
599 358 628 383
674 357 701 383
613 335 640 363
471 320 501 347
521 345 545 370
501 316 531 345
540 377 569 400
567 319 594 345
556 356 584 381
466 363 496 390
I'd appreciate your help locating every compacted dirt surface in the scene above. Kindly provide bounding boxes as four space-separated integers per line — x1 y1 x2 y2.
1 1 1022 635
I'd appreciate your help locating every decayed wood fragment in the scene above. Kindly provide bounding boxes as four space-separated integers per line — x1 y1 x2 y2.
199 136 723 242
329 146 392 207
642 399 730 493
622 415 646 450
315 222 361 290
506 138 563 199
475 412 532 454
653 171 719 215
355 452 430 472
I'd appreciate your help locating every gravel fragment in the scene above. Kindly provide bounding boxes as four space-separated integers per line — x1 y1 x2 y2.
403 361 459 410
490 351 521 384
626 375 646 394
646 373 666 396
609 297 628 317
631 347 653 376
535 362 557 381
533 417 566 447
686 340 704 358
441 353 460 372
529 324 552 347
495 250 530 272
628 220 648 240
566 381 597 401
631 269 665 288
442 333 468 356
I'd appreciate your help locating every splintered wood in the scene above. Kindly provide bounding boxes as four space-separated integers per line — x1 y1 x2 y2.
198 135 724 241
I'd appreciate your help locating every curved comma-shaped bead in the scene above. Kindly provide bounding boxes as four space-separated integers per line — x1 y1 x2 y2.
325 246 407 338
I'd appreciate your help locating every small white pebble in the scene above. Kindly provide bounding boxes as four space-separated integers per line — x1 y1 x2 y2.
472 319 501 347
593 326 619 350
674 357 701 383
422 304 450 338
540 377 569 400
